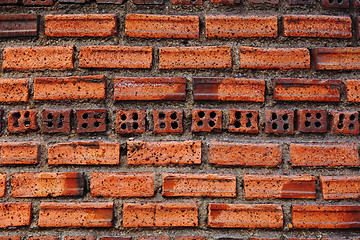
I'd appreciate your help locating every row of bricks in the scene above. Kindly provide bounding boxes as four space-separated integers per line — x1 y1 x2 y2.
1 172 359 199
0 202 359 228
1 140 360 167
0 237 358 240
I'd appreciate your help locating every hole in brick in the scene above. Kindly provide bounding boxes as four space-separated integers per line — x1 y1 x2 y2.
121 114 127 121
82 113 89 119
13 112 21 119
59 114 64 120
198 111 205 118
171 121 178 129
246 120 251 128
159 122 166 129
284 123 289 130
338 123 343 129
329 0 334 3
272 122 278 130
235 111 241 119
47 122 53 127
170 112 177 120
337 0 343 3
305 113 311 119
82 123 88 128
282 114 288 121
159 112 166 120
234 121 241 128
24 111 30 118
94 121 100 128
197 120 203 127
210 111 216 118
133 122 139 129
209 120 215 127
94 113 101 119
246 113 253 119
58 121 63 128
121 123 127 129
305 121 311 127
24 120 30 127
349 123 355 130
272 113 277 120
13 122 19 128
350 114 356 121
340 114 345 122
133 113 138 120
47 113 53 120
315 121 321 128
316 113 322 119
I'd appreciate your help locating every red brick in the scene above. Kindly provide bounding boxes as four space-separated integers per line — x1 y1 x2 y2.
0 236 20 240
211 0 240 3
0 203 31 228
287 0 314 4
292 205 360 228
345 80 360 102
205 15 277 38
42 109 71 133
76 109 107 133
172 0 202 4
193 77 265 102
290 143 359 167
191 109 222 132
127 140 201 165
244 174 316 199
123 202 198 227
114 77 186 101
116 109 146 134
138 237 169 240
0 173 6 198
273 78 341 102
64 237 96 240
264 109 294 135
28 237 59 240
0 0 18 4
90 172 154 197
283 15 351 38
312 47 360 70
48 141 120 165
321 0 349 8
100 238 130 240
248 0 279 4
320 175 360 199
11 172 84 198
228 109 259 133
0 142 40 165
96 0 125 3
208 204 283 228
239 47 310 70
79 46 152 69
162 173 236 197
3 46 74 70
330 110 359 134
159 46 231 69
153 109 183 133
296 109 328 133
133 0 164 4
0 15 38 37
38 202 113 227
23 0 53 5
34 75 106 101
0 78 29 102
209 142 282 166
8 109 39 133
174 237 205 240
45 14 117 37
125 14 199 39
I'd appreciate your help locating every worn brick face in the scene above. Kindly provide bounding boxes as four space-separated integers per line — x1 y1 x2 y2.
191 109 222 132
320 175 360 199
296 109 328 133
0 173 6 198
264 109 294 135
0 142 40 165
330 110 359 134
0 203 31 228
312 47 360 70
8 110 39 133
76 109 107 133
0 78 29 102
0 14 38 37
153 109 183 133
115 109 146 134
42 109 71 133
228 109 259 133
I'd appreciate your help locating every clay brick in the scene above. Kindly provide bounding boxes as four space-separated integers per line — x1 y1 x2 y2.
0 236 20 240
162 173 236 197
100 238 131 240
45 14 117 37
28 236 59 240
321 0 349 8
239 47 310 70
0 0 18 4
274 78 341 102
76 109 107 133
34 75 106 101
208 204 283 228
0 203 31 228
209 142 282 166
244 174 316 199
90 172 154 197
320 175 360 199
3 46 74 70
116 109 146 134
247 0 279 4
205 15 277 38
127 140 201 165
265 109 294 135
345 80 360 102
123 202 198 227
174 237 205 240
153 109 183 133
191 109 222 132
193 77 265 102
125 14 199 39
114 77 186 101
59 0 87 3
159 46 231 69
0 14 38 37
0 142 40 165
64 237 96 240
296 109 328 133
79 46 152 69
210 0 240 3
8 109 39 133
287 0 314 4
0 173 6 198
48 141 120 165
289 143 359 167
133 0 164 4
23 0 53 5
139 237 169 240
42 109 71 133
312 47 360 70
38 202 113 227
228 110 259 133
96 0 125 4
172 0 202 4
292 205 360 228
330 111 359 134
11 172 84 197
0 78 29 102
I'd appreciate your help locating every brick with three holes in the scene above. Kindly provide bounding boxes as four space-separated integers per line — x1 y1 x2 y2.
8 110 39 133
42 109 71 133
297 109 327 133
330 110 359 134
116 109 146 134
264 109 294 135
153 109 183 133
191 109 222 132
76 109 107 133
228 109 258 133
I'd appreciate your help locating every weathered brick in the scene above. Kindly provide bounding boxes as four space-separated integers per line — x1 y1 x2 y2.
205 15 277 38
0 236 20 240
320 175 360 199
0 14 38 37
116 109 146 134
133 0 164 4
0 78 29 102
125 14 199 39
191 109 222 132
0 173 6 198
210 0 240 3
42 109 71 133
64 237 96 240
172 0 202 4
100 238 131 240
48 141 120 165
159 46 231 69
248 0 279 4
244 174 316 199
34 75 106 101
23 0 53 5
0 142 40 165
139 237 169 240
174 237 205 240
228 109 259 133
345 80 360 102
38 202 113 227
90 172 154 197
153 109 183 133
76 109 107 133
239 47 310 69
0 203 31 228
79 46 152 69
28 236 59 240
3 46 74 70
123 203 198 227
96 0 125 4
264 109 294 135
312 47 360 70
127 141 201 165
321 0 349 8
8 109 39 133
287 0 314 4
330 110 359 134
59 0 87 3
290 143 359 167
0 0 18 4
296 109 328 133
208 204 283 228
209 142 282 166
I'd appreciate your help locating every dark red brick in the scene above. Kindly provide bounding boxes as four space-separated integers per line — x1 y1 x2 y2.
8 110 39 133
42 109 71 133
210 0 240 3
191 109 222 132
100 237 131 240
0 236 20 240
76 109 107 133
264 109 294 135
321 0 349 8
228 109 259 133
59 0 87 3
153 109 183 133
64 237 96 240
133 0 164 4
0 14 38 37
96 0 126 3
287 0 314 4
247 0 279 4
115 109 146 134
296 109 328 133
172 0 202 4
23 0 54 6
0 0 18 4
330 111 359 134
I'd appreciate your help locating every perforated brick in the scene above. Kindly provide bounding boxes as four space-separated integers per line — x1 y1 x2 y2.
191 109 222 132
228 110 258 133
321 0 349 8
330 111 359 134
264 109 294 135
76 109 107 133
153 109 183 133
8 110 39 133
296 109 327 133
116 109 146 134
42 109 71 133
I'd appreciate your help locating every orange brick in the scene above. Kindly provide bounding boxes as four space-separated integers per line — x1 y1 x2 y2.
0 202 31 228
34 75 106 101
11 172 84 197
139 237 169 240
239 47 310 69
0 236 21 240
91 172 154 197
0 78 29 102
3 46 74 70
125 14 199 38
28 237 59 240
0 173 6 197
312 47 360 70
0 142 40 165
345 80 360 102
320 175 360 199
209 142 282 166
208 204 283 228
205 15 277 38
127 140 201 165
123 202 198 227
244 174 316 199
159 46 231 69
79 46 152 69
64 236 96 240
48 141 120 165
283 15 352 38
174 237 205 240
290 143 359 167
162 173 236 197
38 202 113 227
45 14 117 37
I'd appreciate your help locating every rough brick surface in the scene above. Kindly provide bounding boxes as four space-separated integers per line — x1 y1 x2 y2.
8 109 39 133
345 80 360 102
312 47 360 70
153 109 183 133
330 110 359 134
228 109 259 133
42 109 71 133
0 173 6 198
0 142 40 165
0 14 38 37
76 109 107 133
0 203 31 228
191 109 222 132
0 78 29 102
296 109 328 133
264 109 294 135
115 109 146 134
320 175 360 199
